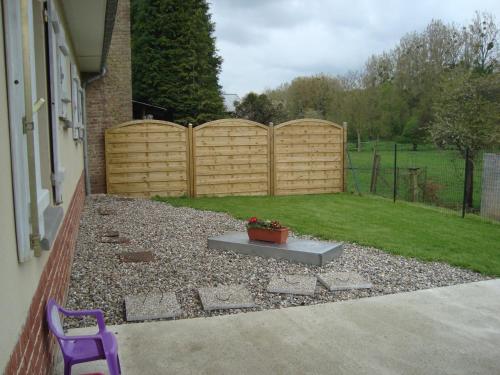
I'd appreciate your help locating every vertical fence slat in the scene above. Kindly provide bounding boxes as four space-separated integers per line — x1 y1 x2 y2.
187 123 193 197
343 122 348 192
191 124 197 197
269 124 274 196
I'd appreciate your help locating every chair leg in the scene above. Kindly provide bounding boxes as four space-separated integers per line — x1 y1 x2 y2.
106 354 121 375
63 361 72 375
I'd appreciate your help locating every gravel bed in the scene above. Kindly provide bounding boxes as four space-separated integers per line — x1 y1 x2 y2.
65 195 488 328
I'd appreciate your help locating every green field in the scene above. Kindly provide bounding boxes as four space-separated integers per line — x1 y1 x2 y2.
154 193 500 276
347 142 490 210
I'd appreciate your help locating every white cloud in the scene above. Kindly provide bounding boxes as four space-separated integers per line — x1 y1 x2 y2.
210 0 500 96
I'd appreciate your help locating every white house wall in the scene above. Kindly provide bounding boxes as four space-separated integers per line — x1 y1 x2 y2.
0 0 86 368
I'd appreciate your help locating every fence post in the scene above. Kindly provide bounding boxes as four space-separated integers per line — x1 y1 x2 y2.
188 123 193 197
343 122 348 192
462 147 470 218
346 149 361 195
269 123 274 196
370 151 380 193
408 167 420 202
393 143 397 203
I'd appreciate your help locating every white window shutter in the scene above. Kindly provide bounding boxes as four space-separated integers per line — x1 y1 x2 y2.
3 0 32 261
78 88 85 140
71 63 79 139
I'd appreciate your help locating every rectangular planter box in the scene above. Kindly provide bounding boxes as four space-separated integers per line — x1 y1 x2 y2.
247 227 288 244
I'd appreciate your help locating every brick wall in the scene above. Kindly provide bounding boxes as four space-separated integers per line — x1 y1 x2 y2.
4 174 86 375
86 0 133 194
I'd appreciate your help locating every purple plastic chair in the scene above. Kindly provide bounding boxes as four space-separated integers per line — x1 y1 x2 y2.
46 298 121 375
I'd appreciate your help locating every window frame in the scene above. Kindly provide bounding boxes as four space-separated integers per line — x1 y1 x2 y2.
70 62 84 140
47 0 65 204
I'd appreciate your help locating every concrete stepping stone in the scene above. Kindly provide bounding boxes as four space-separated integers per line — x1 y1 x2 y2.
119 250 154 263
317 271 373 291
97 207 116 216
116 196 135 201
198 285 255 311
125 292 182 321
100 236 130 244
267 274 317 296
102 230 119 237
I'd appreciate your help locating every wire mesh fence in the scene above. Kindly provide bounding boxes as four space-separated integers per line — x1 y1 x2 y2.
346 141 500 216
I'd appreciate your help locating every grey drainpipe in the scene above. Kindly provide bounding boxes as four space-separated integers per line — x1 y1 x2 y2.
81 66 108 195
79 0 116 195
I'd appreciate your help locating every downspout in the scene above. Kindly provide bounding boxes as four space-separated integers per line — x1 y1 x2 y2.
21 0 41 256
81 66 108 195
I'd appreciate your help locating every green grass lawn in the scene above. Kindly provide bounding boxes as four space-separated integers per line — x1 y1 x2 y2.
347 142 492 209
154 193 500 276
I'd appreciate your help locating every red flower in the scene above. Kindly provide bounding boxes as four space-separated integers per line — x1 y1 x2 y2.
248 217 258 223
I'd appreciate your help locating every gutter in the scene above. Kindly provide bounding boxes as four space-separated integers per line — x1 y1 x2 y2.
21 0 41 256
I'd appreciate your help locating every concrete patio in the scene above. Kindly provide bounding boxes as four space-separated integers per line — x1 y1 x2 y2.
56 279 500 375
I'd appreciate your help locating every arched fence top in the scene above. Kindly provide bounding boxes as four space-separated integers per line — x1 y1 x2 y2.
194 118 269 131
106 119 187 133
274 118 343 130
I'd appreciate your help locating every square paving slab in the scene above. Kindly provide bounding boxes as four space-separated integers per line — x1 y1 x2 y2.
317 271 373 291
97 207 116 216
100 236 130 244
101 230 119 237
125 292 182 321
267 274 317 296
208 232 343 266
119 250 154 263
198 285 256 311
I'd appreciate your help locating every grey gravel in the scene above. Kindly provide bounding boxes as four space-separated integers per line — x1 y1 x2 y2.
198 285 256 311
65 194 489 328
267 275 318 296
317 271 373 291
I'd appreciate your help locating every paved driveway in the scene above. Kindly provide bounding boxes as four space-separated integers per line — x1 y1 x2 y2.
57 279 500 375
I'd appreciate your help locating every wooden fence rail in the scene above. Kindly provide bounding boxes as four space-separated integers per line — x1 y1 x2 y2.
105 118 346 198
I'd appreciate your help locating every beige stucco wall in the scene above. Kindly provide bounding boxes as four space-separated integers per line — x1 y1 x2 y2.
0 0 84 368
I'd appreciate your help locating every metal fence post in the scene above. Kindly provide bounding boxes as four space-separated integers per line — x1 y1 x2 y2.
462 147 470 218
393 143 397 203
346 149 362 195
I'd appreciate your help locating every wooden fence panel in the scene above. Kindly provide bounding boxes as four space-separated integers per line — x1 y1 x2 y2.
105 118 345 198
273 119 344 195
192 119 271 197
481 153 500 221
105 120 190 197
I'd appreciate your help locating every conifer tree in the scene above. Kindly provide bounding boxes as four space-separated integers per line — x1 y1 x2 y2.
132 0 224 124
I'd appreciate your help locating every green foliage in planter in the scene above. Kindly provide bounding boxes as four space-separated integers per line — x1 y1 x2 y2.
246 217 285 230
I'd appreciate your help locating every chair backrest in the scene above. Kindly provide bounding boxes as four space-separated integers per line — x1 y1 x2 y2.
46 299 65 338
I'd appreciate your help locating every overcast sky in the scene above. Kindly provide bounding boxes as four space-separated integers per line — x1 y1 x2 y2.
209 0 500 96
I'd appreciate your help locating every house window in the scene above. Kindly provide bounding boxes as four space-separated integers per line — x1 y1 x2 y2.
57 33 71 126
47 0 65 204
71 63 85 140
